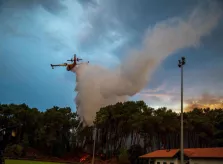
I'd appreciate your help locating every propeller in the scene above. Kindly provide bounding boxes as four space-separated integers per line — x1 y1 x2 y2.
77 58 82 61
67 58 83 62
67 58 74 62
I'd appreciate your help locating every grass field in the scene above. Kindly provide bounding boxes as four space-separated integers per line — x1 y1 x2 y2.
5 159 64 164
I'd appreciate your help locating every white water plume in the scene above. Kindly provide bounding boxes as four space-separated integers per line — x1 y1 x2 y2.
73 2 222 126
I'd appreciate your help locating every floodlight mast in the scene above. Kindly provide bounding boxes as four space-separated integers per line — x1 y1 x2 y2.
178 57 186 164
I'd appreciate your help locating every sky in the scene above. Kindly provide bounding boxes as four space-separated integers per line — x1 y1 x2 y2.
0 0 223 112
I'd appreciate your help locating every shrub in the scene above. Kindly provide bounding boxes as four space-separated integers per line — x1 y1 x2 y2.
118 148 130 164
4 144 24 158
128 144 143 164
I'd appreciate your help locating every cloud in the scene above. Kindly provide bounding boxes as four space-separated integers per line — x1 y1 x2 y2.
1 0 222 114
0 0 67 14
185 93 223 111
137 79 223 112
0 0 127 111
75 0 126 53
76 0 200 53
0 0 83 110
136 83 179 108
75 1 222 126
138 86 223 112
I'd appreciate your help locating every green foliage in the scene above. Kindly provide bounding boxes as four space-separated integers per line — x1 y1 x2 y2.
128 145 143 164
94 101 223 158
1 102 223 161
22 134 29 148
0 104 81 157
118 148 130 164
4 144 23 157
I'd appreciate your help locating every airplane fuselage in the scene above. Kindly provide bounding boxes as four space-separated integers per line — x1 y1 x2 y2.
50 54 87 71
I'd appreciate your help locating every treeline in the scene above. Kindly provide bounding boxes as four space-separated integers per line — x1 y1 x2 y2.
0 104 79 157
0 102 223 159
94 101 223 156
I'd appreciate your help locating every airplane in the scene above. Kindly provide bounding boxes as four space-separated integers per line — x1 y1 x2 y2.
50 54 89 71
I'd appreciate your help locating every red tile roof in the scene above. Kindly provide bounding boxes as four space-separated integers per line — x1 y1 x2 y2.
140 149 179 158
184 148 223 158
139 148 223 159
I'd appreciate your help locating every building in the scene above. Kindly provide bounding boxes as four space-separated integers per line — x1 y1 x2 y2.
139 147 223 164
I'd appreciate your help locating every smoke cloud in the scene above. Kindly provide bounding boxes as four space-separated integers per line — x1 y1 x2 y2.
185 93 223 112
73 2 222 126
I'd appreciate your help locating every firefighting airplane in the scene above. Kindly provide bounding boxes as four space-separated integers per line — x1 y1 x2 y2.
50 54 89 71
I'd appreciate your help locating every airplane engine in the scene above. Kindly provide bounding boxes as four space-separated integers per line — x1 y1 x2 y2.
66 65 71 71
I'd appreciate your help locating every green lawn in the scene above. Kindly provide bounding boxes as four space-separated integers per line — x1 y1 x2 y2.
5 159 64 164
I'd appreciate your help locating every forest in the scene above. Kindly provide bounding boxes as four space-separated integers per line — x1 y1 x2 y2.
0 101 223 161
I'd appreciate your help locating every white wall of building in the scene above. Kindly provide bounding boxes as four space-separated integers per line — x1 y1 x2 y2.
151 158 223 164
154 158 179 164
189 158 223 164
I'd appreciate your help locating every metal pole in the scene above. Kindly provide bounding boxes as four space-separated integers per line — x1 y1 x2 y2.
180 65 184 164
91 127 96 164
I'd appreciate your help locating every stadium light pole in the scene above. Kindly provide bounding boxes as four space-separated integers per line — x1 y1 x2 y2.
178 57 185 164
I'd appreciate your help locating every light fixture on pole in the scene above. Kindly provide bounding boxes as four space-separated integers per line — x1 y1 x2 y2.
178 57 185 164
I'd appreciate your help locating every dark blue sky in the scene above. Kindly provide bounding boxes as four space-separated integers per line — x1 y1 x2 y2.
1 0 223 112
